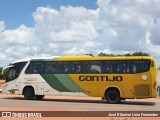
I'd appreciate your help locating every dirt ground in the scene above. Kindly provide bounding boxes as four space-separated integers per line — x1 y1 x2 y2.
0 80 5 86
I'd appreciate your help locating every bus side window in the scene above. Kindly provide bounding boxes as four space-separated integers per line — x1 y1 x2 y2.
71 62 82 73
25 62 44 74
105 65 112 73
33 63 43 73
63 62 71 73
56 62 63 73
105 61 112 73
64 64 69 73
75 65 81 73
83 62 89 73
45 62 56 74
122 63 126 73
116 64 121 73
132 64 137 73
126 64 130 73
25 63 33 74
90 61 102 73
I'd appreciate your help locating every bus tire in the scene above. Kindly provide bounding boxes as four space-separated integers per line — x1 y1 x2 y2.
105 89 120 104
24 87 35 100
35 95 45 100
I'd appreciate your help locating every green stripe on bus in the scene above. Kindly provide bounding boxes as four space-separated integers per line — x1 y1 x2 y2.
40 74 71 92
40 74 84 92
31 59 58 62
54 74 84 92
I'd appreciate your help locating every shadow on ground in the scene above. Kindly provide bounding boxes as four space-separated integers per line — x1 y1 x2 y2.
2 96 156 106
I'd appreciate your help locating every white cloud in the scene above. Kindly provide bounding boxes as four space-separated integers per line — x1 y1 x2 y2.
1 0 160 66
64 48 86 55
50 21 98 42
0 53 7 59
48 43 58 53
0 25 37 46
150 24 160 45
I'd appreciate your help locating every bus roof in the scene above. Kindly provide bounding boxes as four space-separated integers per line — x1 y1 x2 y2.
11 55 155 64
56 55 155 61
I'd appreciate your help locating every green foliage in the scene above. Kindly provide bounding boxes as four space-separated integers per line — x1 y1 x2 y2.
98 52 115 56
98 51 149 56
132 51 149 56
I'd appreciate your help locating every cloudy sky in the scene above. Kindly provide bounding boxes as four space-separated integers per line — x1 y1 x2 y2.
0 0 160 67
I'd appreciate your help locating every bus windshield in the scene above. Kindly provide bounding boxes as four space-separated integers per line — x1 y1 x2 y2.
3 62 27 82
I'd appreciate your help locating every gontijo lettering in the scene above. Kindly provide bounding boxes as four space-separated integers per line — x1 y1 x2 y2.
79 76 123 82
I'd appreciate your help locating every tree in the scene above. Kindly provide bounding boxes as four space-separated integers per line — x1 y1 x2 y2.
98 51 149 56
98 52 115 56
124 53 131 56
132 51 149 56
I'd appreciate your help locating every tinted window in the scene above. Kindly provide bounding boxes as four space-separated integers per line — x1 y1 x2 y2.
44 62 56 74
104 60 150 74
71 62 82 73
44 61 82 74
25 62 44 74
8 68 16 80
132 60 150 73
90 61 102 73
25 60 150 74
83 61 89 73
63 62 71 73
6 62 27 81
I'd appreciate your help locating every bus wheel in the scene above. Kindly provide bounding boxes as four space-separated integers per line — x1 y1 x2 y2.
24 87 35 100
35 95 45 100
105 89 120 104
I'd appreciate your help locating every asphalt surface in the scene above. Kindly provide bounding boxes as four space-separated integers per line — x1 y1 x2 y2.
0 95 160 120
0 95 160 111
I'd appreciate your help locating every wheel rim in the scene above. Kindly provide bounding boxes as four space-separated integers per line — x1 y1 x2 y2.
106 89 120 103
109 92 117 101
24 88 35 100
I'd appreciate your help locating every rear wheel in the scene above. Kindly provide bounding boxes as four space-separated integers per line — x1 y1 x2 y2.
35 95 45 100
105 89 120 104
24 87 35 100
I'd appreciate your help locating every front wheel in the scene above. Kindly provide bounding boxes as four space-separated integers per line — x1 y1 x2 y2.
35 95 45 100
24 87 35 100
105 89 120 104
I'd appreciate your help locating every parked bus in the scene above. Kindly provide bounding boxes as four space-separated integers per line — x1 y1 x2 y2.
2 55 157 103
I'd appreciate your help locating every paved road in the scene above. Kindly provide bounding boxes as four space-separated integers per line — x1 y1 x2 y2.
0 95 160 111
